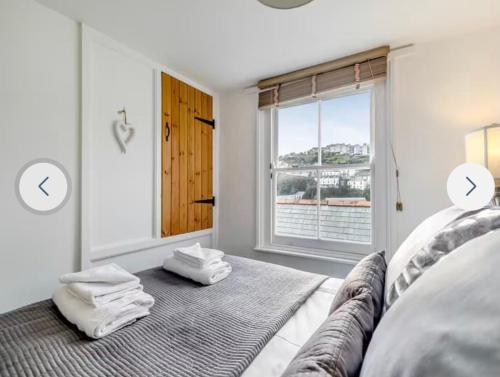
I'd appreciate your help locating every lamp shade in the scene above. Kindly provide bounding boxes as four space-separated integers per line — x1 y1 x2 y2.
258 0 314 9
465 124 500 179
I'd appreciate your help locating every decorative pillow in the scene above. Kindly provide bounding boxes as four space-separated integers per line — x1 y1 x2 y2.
385 208 500 310
282 290 378 377
330 251 386 321
385 206 475 296
281 251 387 377
360 228 500 377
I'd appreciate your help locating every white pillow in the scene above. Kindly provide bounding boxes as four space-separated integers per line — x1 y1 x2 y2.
361 229 500 377
385 206 469 295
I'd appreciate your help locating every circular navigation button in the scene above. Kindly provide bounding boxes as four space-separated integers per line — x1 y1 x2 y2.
447 163 494 210
16 159 72 215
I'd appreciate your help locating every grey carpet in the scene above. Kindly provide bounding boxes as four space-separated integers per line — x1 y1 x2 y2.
0 255 326 377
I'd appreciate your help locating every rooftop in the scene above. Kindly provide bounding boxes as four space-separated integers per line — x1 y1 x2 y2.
275 203 371 243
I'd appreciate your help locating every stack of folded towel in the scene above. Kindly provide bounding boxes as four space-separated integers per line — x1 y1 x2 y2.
163 243 232 285
52 263 154 339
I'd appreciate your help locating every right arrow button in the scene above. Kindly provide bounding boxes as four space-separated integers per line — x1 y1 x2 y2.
465 176 477 196
447 163 494 210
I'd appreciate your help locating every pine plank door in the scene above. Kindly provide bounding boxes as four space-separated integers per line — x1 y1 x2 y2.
161 73 213 237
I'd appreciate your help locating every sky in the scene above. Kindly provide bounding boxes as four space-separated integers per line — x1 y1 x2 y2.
278 91 371 156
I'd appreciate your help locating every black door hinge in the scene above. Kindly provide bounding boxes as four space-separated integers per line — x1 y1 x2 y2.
193 196 215 206
195 116 215 129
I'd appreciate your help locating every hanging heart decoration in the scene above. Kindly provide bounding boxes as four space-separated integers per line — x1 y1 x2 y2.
113 120 135 154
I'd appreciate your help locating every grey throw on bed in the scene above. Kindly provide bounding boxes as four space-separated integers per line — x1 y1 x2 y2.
0 256 326 377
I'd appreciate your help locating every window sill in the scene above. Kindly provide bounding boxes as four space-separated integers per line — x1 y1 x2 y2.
254 243 365 265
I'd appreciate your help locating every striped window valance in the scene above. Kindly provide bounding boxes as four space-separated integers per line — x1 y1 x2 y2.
258 46 389 109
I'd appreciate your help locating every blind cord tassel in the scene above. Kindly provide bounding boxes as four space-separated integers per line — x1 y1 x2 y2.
390 141 403 212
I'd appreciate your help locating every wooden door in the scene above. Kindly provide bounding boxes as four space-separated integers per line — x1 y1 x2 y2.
161 73 213 237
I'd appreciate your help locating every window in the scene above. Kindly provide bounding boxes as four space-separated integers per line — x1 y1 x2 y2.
257 84 387 262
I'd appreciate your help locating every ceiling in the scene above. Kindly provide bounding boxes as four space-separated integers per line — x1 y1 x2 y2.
37 0 500 92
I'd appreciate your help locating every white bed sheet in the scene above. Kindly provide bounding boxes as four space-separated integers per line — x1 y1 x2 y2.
241 277 344 377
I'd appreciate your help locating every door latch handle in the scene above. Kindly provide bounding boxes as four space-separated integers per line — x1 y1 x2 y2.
165 122 171 142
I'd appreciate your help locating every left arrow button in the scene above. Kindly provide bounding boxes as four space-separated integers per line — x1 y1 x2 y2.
16 159 71 214
38 176 50 196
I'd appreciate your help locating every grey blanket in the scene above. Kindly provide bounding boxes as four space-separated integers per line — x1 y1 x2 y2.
0 256 326 377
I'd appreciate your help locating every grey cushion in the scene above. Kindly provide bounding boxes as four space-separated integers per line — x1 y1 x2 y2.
282 291 377 377
360 229 500 377
281 251 387 377
330 251 386 319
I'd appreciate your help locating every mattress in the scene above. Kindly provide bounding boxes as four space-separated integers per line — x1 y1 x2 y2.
242 277 344 377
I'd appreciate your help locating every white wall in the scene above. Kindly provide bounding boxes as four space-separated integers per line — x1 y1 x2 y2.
218 26 500 273
88 40 156 250
0 0 80 312
391 26 500 247
83 28 159 264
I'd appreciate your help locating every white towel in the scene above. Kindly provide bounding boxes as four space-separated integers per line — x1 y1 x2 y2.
163 256 232 285
60 263 139 284
66 281 143 307
174 243 225 268
174 253 222 269
53 286 154 339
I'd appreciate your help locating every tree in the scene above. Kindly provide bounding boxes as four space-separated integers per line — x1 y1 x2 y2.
277 173 315 198
279 148 369 168
277 173 371 201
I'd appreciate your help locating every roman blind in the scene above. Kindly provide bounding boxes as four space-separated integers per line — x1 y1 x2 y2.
257 46 389 109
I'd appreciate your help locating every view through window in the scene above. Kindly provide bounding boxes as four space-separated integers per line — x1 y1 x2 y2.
273 91 372 244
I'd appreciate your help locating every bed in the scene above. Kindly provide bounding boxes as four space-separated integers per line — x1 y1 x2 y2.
5 206 500 377
0 255 343 377
243 277 343 377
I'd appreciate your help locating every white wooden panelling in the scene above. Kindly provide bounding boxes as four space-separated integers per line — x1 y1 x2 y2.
82 25 219 269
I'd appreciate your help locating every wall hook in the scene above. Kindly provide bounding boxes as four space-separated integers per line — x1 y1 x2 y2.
117 108 128 124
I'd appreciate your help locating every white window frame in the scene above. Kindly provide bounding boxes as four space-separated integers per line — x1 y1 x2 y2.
255 81 388 264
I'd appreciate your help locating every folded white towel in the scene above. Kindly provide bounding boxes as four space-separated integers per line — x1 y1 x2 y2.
53 286 154 339
174 243 225 269
60 263 139 284
174 253 222 269
163 256 232 285
66 281 143 307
